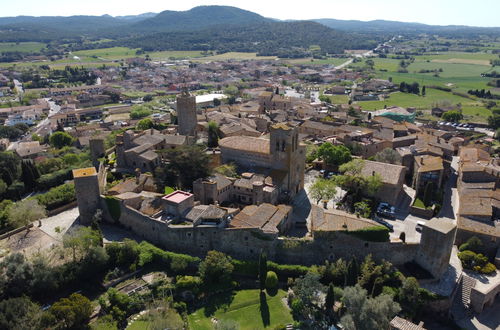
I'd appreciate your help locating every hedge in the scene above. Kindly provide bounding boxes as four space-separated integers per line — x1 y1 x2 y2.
37 168 73 191
33 183 75 210
232 259 311 279
344 226 390 242
137 241 200 270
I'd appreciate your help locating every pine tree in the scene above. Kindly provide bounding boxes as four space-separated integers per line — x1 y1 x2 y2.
259 250 267 290
422 85 426 96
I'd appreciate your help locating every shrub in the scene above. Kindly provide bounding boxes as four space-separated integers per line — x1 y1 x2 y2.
33 183 75 210
458 236 483 254
37 168 73 190
345 226 390 242
267 261 310 279
265 271 278 290
175 275 202 294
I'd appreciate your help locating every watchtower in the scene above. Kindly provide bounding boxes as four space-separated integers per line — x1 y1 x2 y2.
176 88 197 137
72 167 101 225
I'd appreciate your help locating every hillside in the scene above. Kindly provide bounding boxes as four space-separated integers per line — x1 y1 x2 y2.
132 6 269 32
119 20 380 57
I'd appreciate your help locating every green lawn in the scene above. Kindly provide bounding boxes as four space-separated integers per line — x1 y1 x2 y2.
73 47 140 60
413 198 426 208
356 88 477 111
188 289 292 330
0 42 46 53
329 94 350 104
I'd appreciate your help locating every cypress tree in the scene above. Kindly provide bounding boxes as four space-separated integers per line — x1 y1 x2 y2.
325 283 335 312
346 257 359 287
259 250 267 290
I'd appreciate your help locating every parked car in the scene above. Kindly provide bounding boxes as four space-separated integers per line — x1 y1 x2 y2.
376 202 396 219
416 221 426 232
373 215 394 232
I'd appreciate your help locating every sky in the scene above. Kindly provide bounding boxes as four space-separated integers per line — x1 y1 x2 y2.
2 0 499 27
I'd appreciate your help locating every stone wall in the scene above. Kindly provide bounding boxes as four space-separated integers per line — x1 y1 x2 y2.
409 205 434 219
101 197 421 266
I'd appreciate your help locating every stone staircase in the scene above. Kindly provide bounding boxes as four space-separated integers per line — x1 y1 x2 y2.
450 274 477 320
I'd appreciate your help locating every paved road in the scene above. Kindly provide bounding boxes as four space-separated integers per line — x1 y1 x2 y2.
439 156 459 220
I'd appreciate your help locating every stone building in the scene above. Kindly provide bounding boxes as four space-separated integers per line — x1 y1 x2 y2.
115 129 189 173
361 160 406 205
218 123 305 200
193 172 279 206
412 155 445 196
176 89 197 137
415 217 456 278
73 167 102 225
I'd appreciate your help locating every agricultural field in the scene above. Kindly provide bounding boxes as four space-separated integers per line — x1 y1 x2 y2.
0 42 46 53
188 289 293 330
286 57 349 66
329 94 350 104
147 50 206 60
72 47 140 60
192 52 278 62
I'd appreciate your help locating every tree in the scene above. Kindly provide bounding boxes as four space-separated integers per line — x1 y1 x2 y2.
0 253 33 297
155 145 211 190
309 178 337 205
458 236 483 253
208 121 219 148
374 148 401 165
7 199 46 230
0 296 42 330
21 159 40 191
48 293 92 329
30 254 58 298
325 283 335 313
136 118 154 130
224 85 239 97
213 163 237 178
397 277 421 317
422 181 434 207
293 272 326 308
346 258 359 286
63 226 103 262
341 285 401 330
399 232 406 243
259 251 267 290
265 271 278 290
316 143 352 167
422 85 426 96
49 131 74 149
199 250 234 284
442 110 463 123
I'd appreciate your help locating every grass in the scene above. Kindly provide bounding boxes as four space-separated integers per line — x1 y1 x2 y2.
188 289 292 330
413 198 426 209
329 94 350 104
147 50 205 60
0 42 46 53
356 88 477 111
73 47 140 60
164 186 175 194
192 52 278 62
127 320 150 330
286 57 349 66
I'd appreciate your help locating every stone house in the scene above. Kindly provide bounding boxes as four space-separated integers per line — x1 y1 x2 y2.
361 160 406 205
412 155 445 196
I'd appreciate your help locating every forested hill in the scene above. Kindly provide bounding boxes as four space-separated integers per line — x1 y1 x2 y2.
131 6 269 32
117 21 381 57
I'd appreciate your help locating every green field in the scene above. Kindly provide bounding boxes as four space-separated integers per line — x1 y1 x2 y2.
287 57 349 66
188 289 293 330
73 47 140 60
147 50 206 60
192 52 278 62
329 94 350 104
0 42 46 53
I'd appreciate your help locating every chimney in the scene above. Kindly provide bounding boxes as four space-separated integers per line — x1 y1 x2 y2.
420 157 424 165
372 171 375 176
135 168 141 184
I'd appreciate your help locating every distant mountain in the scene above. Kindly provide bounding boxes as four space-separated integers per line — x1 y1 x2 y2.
131 6 269 32
114 13 157 21
313 18 500 35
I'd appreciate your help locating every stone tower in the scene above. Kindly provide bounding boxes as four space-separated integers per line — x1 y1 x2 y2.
176 88 197 136
416 217 457 279
269 123 305 196
89 137 105 168
72 167 101 225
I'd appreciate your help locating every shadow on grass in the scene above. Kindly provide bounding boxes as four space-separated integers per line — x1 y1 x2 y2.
266 287 278 297
259 291 270 327
203 290 235 317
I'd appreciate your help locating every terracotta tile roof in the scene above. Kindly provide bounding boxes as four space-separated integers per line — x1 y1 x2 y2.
361 160 405 185
415 155 443 173
390 316 426 330
219 136 270 155
312 207 380 232
230 203 291 233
